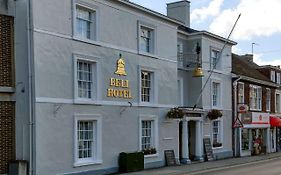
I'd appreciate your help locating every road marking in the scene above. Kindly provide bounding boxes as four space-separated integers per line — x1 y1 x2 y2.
189 156 281 175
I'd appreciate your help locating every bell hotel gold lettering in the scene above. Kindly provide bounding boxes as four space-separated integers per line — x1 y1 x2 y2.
107 55 132 99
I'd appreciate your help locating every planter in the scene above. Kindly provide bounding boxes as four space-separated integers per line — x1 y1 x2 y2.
143 148 157 155
119 152 144 173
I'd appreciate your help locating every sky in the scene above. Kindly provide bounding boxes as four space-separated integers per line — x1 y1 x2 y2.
130 0 281 66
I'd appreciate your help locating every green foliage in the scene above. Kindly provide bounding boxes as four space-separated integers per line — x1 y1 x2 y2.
167 107 184 119
207 109 222 120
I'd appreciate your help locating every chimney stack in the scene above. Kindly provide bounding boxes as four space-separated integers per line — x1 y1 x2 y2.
167 0 190 27
244 54 253 62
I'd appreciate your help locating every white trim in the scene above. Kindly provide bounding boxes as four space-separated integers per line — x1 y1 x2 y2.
249 84 262 111
210 47 221 71
35 97 175 108
275 91 281 113
0 87 15 93
73 114 102 167
139 115 159 158
33 28 177 64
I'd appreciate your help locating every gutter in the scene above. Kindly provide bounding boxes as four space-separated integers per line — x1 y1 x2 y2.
27 0 35 174
232 75 241 157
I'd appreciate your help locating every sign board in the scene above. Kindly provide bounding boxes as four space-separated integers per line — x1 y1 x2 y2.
241 112 252 124
203 138 214 161
164 150 177 166
237 104 249 113
233 114 243 128
251 112 269 124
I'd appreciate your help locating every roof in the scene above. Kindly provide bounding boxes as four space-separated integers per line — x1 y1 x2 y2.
116 0 184 25
232 53 272 83
178 26 237 45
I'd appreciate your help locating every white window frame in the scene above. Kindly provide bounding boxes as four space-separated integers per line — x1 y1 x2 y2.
74 54 100 104
138 21 156 56
238 82 244 104
210 48 221 70
74 114 102 166
73 1 99 42
139 66 157 105
271 70 276 82
266 88 271 112
211 80 222 109
276 92 281 113
139 115 159 157
277 73 280 84
211 118 223 149
249 84 262 111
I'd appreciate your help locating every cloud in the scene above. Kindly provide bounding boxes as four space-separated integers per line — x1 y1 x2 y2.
191 0 224 22
209 0 281 40
254 53 281 66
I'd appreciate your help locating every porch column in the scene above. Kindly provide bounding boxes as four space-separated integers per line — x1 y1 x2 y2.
195 121 204 162
181 119 191 164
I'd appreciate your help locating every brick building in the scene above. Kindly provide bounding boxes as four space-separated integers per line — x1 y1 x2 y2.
232 54 280 157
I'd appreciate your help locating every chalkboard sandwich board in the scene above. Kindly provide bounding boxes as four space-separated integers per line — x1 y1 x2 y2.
164 150 178 166
203 138 214 161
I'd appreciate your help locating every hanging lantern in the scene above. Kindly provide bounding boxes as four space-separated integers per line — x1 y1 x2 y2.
193 42 204 77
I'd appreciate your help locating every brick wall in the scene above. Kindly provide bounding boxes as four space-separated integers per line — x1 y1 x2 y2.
0 101 15 174
0 15 14 87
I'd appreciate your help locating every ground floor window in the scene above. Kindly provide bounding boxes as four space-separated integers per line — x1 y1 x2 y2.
212 120 222 148
241 129 249 150
74 115 102 166
139 115 158 155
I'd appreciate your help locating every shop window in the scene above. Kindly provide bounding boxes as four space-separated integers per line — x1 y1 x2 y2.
241 129 249 150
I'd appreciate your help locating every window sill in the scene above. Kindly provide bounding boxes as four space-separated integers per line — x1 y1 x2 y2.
211 106 223 110
138 51 158 59
144 153 159 158
249 109 262 112
74 159 102 167
0 87 15 93
212 146 223 150
73 36 101 46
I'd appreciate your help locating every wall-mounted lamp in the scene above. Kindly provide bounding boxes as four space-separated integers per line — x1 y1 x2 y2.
193 42 204 77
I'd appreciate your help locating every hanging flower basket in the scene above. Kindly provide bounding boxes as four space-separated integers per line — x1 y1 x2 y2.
167 107 184 119
207 109 222 120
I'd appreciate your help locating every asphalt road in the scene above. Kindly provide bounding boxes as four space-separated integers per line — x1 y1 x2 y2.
190 157 281 175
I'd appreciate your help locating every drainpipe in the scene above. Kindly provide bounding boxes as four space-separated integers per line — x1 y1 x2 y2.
27 0 35 174
233 76 241 157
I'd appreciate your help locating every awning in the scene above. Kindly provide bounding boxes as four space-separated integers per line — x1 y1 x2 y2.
270 116 281 127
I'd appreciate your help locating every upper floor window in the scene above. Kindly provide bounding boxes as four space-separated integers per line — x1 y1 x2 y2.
141 70 153 103
277 73 280 84
271 71 276 82
211 49 220 70
75 5 96 40
74 55 99 103
140 26 154 53
276 93 281 113
266 88 271 112
177 42 184 67
212 82 221 107
238 82 244 104
249 85 262 110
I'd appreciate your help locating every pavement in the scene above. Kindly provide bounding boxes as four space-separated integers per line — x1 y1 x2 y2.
118 152 281 175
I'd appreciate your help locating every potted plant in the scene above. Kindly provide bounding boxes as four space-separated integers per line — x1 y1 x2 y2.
166 107 184 119
142 148 157 155
207 109 222 120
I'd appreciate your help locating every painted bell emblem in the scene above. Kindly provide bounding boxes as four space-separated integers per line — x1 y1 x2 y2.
115 54 127 76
